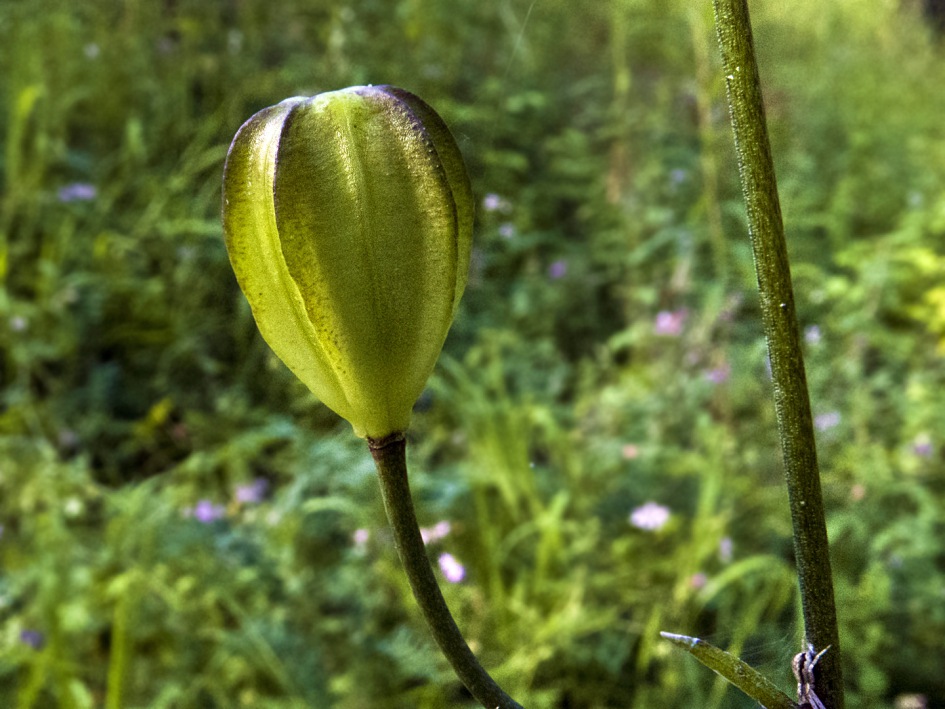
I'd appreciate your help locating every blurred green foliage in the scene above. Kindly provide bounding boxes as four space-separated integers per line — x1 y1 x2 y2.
1 0 944 707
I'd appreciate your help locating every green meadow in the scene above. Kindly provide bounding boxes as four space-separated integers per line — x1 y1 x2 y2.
1 1 944 706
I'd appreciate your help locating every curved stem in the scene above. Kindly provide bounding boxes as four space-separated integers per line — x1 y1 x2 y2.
712 2 844 708
369 434 524 709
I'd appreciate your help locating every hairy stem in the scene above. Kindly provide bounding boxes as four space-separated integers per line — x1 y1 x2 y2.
370 434 524 709
711 2 844 707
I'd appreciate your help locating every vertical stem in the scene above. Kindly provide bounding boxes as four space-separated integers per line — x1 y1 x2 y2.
369 434 524 709
106 579 133 709
711 2 844 708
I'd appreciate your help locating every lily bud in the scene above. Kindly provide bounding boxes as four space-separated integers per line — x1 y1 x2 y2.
222 86 473 439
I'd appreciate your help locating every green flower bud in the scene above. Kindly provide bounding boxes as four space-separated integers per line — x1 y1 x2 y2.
222 86 473 440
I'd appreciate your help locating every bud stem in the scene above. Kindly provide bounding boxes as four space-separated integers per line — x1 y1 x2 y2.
370 436 524 709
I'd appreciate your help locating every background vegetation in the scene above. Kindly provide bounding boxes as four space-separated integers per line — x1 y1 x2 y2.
1 0 944 707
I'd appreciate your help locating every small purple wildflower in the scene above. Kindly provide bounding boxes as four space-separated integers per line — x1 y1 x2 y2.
438 553 465 583
629 502 670 531
482 193 503 211
20 630 44 649
498 222 516 239
704 363 731 384
669 168 688 186
804 325 822 345
58 183 97 202
719 537 734 563
235 478 269 504
814 411 841 432
352 528 369 549
548 260 568 280
912 434 933 458
421 521 451 545
654 309 687 336
191 500 226 523
689 572 708 590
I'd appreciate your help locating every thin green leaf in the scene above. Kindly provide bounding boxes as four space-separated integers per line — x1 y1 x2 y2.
660 631 796 709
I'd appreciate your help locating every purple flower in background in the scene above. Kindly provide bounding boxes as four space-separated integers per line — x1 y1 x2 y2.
548 259 568 280
704 363 731 384
804 325 822 345
669 168 688 186
438 553 465 583
912 434 933 458
352 528 369 551
235 478 269 504
20 630 44 649
814 411 841 432
498 222 516 239
58 183 97 202
482 193 503 212
654 309 687 336
689 572 708 589
719 537 734 563
629 502 671 531
191 500 226 523
421 521 451 544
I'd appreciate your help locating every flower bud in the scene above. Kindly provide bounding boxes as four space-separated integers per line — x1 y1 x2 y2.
222 86 473 439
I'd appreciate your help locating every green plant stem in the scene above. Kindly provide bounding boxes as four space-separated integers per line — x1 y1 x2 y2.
106 578 133 709
369 434 524 709
712 2 844 708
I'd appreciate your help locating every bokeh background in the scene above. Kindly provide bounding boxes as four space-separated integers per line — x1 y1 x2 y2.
2 0 945 707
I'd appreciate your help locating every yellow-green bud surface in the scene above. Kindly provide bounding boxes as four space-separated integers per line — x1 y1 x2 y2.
222 86 473 439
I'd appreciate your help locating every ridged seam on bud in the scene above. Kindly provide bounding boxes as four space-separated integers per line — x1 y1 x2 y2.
222 86 473 439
